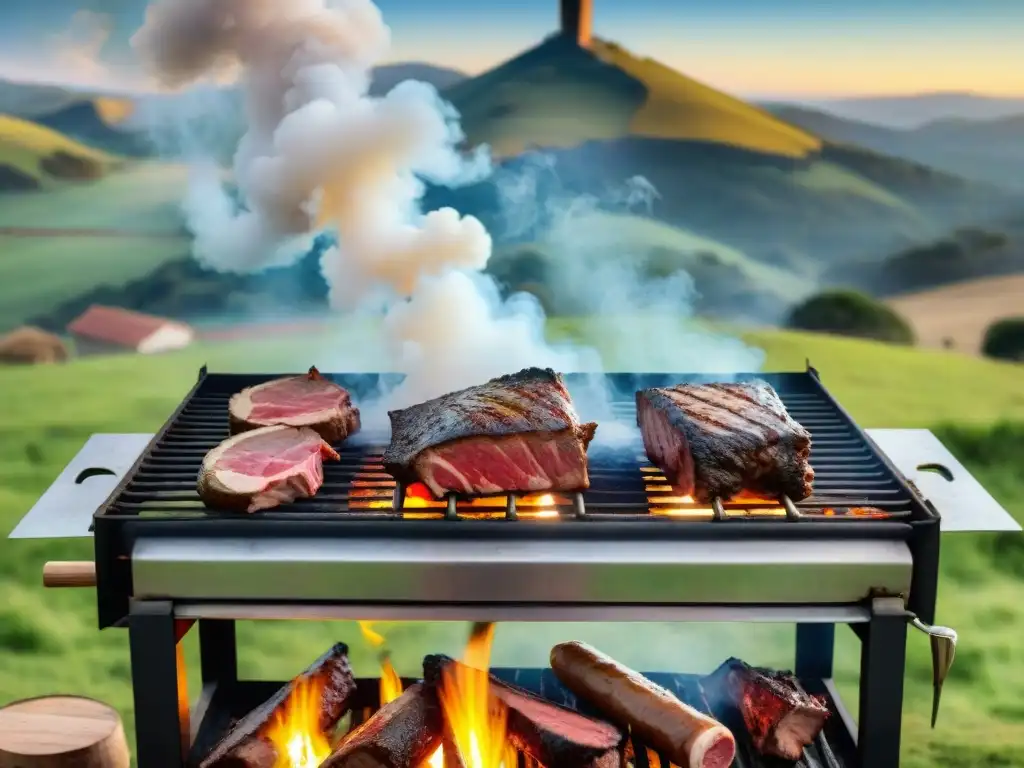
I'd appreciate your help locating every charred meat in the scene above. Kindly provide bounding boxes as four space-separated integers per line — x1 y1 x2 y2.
383 368 598 497
636 380 813 503
711 657 830 760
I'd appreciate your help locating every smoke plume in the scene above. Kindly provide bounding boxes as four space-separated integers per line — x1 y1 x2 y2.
132 0 592 407
132 0 764 423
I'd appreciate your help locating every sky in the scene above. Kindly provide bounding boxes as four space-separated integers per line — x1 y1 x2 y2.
0 0 1022 98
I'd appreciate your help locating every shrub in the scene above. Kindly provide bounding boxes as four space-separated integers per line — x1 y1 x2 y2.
785 289 915 345
981 317 1024 362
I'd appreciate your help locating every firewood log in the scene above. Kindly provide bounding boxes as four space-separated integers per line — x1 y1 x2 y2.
321 683 442 768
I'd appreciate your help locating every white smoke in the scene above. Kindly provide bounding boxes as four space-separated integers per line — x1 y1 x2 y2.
131 0 764 429
131 0 579 406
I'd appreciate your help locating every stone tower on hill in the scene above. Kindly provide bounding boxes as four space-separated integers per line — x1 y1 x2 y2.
560 0 593 47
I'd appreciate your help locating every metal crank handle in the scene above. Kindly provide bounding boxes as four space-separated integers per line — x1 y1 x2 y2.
906 612 957 729
42 561 97 588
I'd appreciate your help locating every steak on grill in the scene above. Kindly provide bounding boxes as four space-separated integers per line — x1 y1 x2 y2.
228 367 361 444
708 658 829 760
383 367 598 497
198 425 340 512
636 379 813 503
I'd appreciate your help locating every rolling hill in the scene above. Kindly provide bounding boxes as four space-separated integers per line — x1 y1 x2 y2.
0 114 120 190
807 92 1024 128
769 104 1024 188
432 35 1011 274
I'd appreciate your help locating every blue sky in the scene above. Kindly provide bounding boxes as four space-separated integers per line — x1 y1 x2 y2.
1 0 1021 97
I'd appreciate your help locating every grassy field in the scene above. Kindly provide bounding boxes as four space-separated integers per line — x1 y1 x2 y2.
0 114 118 188
1 322 1023 766
887 274 1024 355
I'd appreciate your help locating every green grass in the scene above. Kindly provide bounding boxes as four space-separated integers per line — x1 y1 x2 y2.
1 323 1023 767
0 114 118 187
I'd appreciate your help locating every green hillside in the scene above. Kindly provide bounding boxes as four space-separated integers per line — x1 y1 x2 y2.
490 212 813 318
445 35 820 159
0 114 120 191
1 324 1024 768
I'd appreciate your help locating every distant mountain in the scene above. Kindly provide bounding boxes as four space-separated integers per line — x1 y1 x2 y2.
806 92 1024 129
431 36 1011 278
768 104 1024 188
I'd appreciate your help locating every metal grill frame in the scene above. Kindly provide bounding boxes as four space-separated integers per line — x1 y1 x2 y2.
92 364 940 629
99 364 930 768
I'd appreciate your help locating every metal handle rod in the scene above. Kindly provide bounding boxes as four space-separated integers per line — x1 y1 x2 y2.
907 614 957 728
43 561 97 588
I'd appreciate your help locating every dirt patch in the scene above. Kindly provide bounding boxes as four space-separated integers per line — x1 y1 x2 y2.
38 150 105 180
886 273 1024 354
0 163 40 192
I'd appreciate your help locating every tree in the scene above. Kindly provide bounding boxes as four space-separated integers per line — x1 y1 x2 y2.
786 289 914 345
981 317 1024 362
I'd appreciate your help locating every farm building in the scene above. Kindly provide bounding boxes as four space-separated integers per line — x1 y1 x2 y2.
67 305 194 356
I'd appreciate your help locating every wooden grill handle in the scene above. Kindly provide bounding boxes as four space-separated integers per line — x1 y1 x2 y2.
43 561 97 588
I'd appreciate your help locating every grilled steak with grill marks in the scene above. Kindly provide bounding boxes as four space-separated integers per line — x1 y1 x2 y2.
636 380 813 503
383 367 598 497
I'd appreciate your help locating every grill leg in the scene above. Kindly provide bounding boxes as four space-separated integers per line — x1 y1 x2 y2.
795 623 834 679
130 600 187 768
858 597 908 768
199 619 238 686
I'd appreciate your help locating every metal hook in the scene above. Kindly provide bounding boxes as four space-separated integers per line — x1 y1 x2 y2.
908 615 957 728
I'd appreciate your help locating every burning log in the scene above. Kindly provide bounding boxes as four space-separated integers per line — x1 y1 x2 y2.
705 657 829 761
423 654 626 768
320 683 442 768
199 643 356 768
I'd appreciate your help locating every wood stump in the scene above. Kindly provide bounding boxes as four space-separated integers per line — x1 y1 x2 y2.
0 696 130 768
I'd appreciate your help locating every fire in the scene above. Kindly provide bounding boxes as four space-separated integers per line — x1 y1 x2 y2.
359 622 445 767
263 675 332 768
357 622 404 706
438 622 513 768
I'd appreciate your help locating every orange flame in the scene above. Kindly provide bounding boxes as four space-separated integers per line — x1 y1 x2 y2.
438 623 516 768
263 675 333 768
359 621 445 767
358 622 404 706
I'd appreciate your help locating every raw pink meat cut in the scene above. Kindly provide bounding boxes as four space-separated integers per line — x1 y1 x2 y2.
228 367 361 444
198 425 340 512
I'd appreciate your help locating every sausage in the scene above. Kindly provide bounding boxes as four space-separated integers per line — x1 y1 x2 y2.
550 641 736 768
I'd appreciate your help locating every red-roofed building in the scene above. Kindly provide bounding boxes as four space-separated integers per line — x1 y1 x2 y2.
67 305 194 356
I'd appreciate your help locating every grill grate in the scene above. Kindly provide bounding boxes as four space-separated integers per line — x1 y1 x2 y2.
188 667 854 768
96 370 917 523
